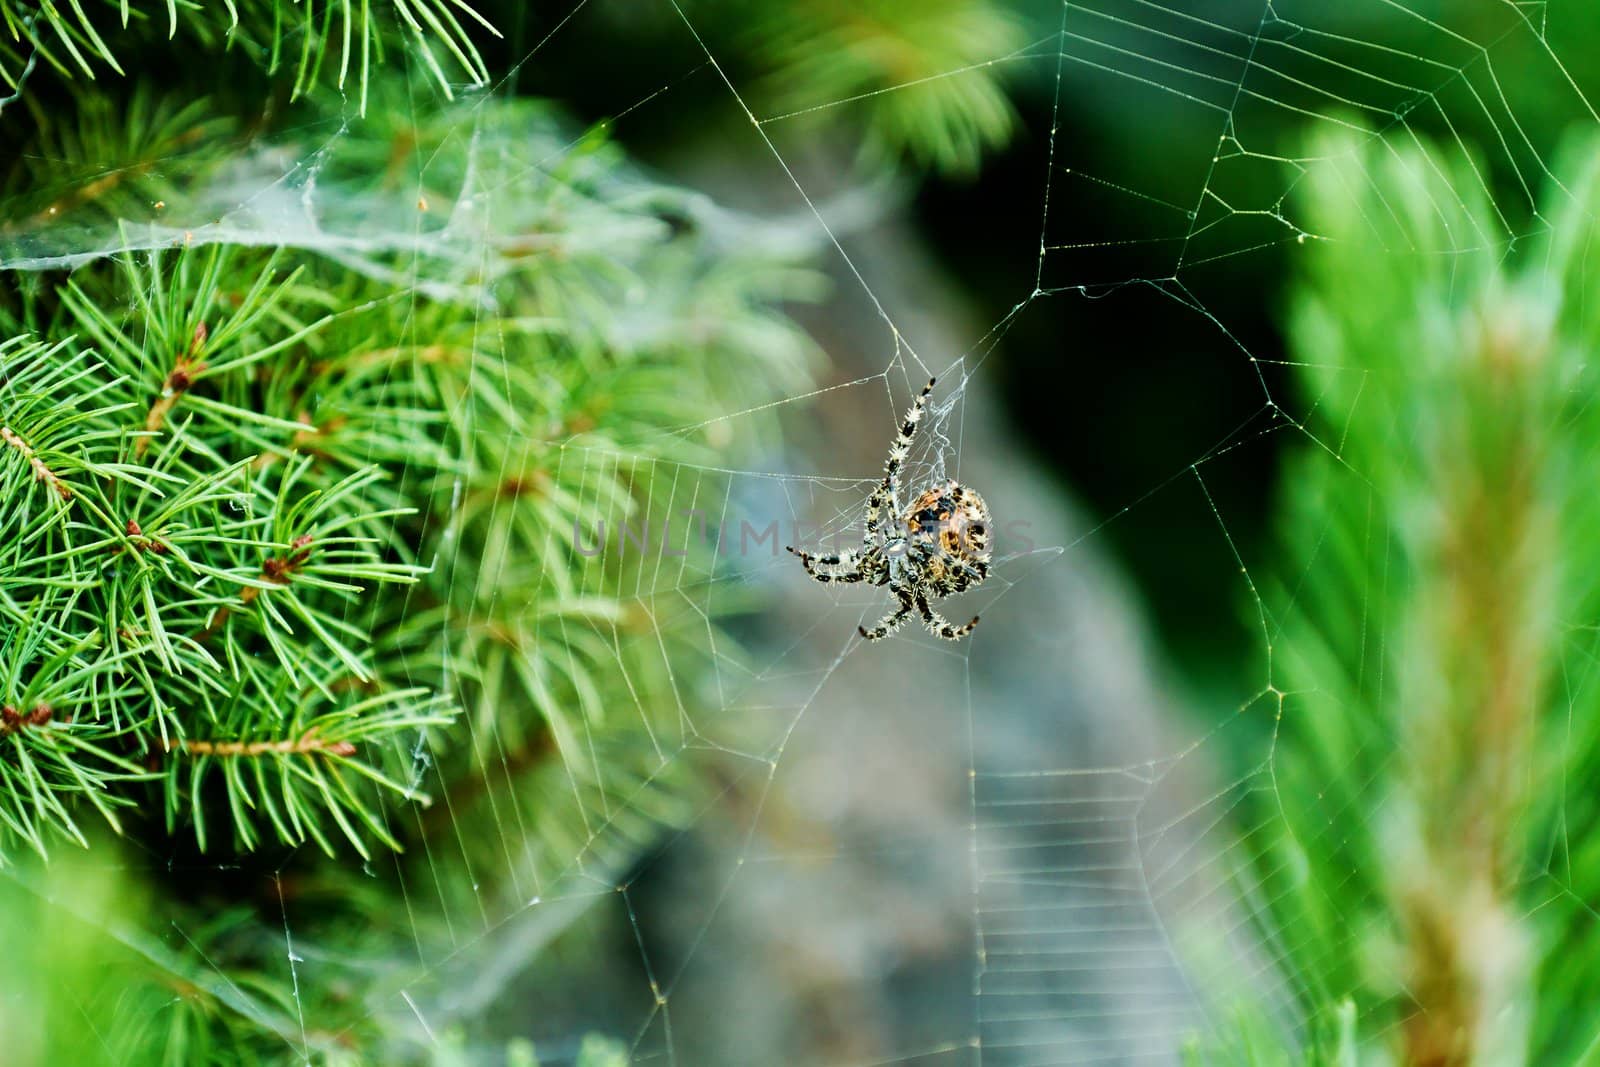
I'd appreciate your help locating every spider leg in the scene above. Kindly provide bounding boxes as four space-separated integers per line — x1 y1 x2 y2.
916 592 980 641
866 377 937 539
787 545 867 584
950 558 990 593
859 587 914 641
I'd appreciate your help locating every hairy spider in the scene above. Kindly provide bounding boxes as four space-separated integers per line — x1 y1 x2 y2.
787 377 991 641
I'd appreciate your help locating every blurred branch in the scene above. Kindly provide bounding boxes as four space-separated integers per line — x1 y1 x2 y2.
748 0 1029 175
1204 125 1600 1063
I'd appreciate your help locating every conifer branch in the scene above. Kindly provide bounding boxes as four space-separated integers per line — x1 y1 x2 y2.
137 321 207 456
1205 127 1600 1063
0 424 71 499
752 0 1026 174
0 0 499 112
200 534 315 637
0 68 829 1057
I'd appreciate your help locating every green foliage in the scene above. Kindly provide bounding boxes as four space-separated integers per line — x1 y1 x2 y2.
750 0 1025 175
1 80 823 872
0 21 828 1055
1213 126 1600 1062
0 852 324 1065
0 278 449 858
583 0 1029 177
0 0 496 111
1184 1000 1357 1067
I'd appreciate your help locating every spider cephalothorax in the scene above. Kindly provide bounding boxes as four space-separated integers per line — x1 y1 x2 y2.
787 377 992 641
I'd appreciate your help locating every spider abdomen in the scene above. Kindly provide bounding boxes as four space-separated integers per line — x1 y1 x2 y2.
904 480 992 564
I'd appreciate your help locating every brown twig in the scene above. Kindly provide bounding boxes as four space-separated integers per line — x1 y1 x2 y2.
1397 304 1549 1067
112 519 169 555
164 734 355 758
202 534 315 637
244 534 314 604
138 322 208 456
1 426 73 500
0 704 54 736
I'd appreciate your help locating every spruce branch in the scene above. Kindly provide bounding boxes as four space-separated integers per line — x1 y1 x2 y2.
158 673 451 857
0 0 498 111
0 618 150 857
1197 128 1600 1063
0 74 830 1056
2 90 227 229
0 246 454 859
0 422 70 499
749 0 1026 174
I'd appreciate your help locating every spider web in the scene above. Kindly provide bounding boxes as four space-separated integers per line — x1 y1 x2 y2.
7 0 1599 1063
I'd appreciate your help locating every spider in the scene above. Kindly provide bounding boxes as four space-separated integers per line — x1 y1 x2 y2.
787 377 992 641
